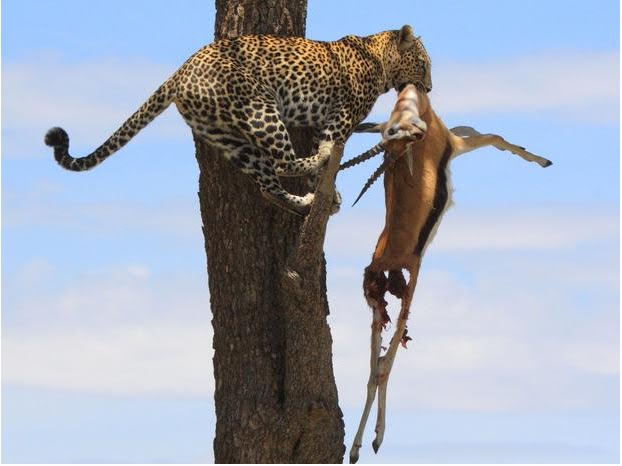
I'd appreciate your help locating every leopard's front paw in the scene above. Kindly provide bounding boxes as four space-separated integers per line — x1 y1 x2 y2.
261 191 313 216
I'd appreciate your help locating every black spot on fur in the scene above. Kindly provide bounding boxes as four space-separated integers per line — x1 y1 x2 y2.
218 137 244 147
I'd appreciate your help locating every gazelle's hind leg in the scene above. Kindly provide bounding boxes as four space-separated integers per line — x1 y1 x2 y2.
450 126 552 167
373 262 420 454
350 269 390 464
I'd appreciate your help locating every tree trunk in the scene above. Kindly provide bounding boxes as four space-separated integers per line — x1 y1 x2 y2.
194 0 345 462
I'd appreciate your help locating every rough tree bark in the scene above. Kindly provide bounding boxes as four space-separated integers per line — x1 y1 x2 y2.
194 0 345 462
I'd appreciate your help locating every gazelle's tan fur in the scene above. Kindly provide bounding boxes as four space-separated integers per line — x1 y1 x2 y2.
348 85 551 463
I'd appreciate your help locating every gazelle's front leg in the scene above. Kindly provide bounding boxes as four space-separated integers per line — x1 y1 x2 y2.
450 126 552 167
373 262 420 454
350 269 389 464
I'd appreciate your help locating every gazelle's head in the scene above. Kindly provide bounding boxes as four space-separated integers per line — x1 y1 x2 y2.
357 84 430 148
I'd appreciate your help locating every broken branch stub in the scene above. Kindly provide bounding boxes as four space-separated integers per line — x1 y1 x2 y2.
286 142 344 282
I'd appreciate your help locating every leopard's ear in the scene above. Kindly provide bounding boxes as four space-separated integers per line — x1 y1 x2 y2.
398 25 416 51
354 122 384 133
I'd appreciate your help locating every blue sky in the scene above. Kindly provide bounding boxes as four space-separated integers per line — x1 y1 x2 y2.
2 0 619 463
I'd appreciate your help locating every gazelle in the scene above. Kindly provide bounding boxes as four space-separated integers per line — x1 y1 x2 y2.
345 84 552 463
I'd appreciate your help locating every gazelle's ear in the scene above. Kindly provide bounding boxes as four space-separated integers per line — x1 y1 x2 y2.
398 25 416 50
355 122 384 133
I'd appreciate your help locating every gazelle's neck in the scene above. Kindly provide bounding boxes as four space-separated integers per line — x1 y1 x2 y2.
396 85 429 115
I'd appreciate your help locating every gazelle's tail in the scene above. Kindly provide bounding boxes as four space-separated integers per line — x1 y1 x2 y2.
45 78 176 171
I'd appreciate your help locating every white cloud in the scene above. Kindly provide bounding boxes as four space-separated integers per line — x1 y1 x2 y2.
3 262 212 396
558 341 620 375
3 192 201 239
431 205 619 252
370 51 619 124
3 324 213 397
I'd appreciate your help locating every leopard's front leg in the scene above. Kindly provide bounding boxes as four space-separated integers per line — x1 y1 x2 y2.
275 105 356 177
275 109 355 214
275 139 335 177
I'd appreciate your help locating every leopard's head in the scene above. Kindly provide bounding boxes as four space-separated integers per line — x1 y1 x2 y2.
392 25 432 93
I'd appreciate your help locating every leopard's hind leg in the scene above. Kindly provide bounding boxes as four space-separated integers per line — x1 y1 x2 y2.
177 81 324 214
236 103 331 178
196 130 314 215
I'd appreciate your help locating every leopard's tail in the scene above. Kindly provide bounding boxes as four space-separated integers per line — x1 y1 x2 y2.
44 78 176 171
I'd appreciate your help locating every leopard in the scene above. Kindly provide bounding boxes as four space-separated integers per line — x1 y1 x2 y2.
44 25 432 215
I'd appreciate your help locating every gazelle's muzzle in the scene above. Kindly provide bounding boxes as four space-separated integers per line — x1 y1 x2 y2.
383 118 427 142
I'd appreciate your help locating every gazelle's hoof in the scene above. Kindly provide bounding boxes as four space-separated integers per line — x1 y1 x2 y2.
372 427 385 454
371 440 380 453
372 438 382 454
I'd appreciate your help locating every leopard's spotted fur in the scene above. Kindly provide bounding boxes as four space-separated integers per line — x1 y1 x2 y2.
45 25 432 215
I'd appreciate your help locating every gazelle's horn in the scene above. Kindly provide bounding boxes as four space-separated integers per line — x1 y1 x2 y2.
402 143 414 176
339 142 384 171
352 154 392 206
